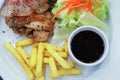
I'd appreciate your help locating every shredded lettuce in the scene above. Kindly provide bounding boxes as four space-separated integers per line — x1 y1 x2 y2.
94 0 109 20
52 0 109 39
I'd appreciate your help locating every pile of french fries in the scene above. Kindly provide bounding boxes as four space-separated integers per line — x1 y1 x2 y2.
4 38 82 80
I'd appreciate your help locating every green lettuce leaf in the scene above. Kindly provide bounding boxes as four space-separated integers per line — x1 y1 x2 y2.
52 0 109 40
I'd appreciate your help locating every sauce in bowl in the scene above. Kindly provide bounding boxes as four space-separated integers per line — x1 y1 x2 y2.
71 30 104 63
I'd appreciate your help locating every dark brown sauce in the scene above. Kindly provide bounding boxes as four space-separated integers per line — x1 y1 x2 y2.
71 30 104 63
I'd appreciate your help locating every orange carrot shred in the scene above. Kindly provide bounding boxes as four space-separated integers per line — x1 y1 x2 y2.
52 0 102 21
67 7 74 15
52 6 68 21
94 0 102 8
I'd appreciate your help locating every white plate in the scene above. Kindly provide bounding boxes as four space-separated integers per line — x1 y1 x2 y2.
0 0 120 80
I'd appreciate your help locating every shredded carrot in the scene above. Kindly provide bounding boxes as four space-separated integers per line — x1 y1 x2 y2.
94 0 102 8
52 6 68 21
52 0 102 21
88 3 94 13
67 7 74 15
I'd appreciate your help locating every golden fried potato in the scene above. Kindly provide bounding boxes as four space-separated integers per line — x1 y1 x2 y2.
64 39 68 53
49 57 58 78
46 44 71 69
36 43 45 77
58 52 68 58
38 76 44 80
44 43 64 52
4 39 82 80
4 42 34 80
16 38 33 47
44 50 67 58
16 47 30 65
30 46 37 68
59 68 82 76
50 68 82 78
51 44 64 52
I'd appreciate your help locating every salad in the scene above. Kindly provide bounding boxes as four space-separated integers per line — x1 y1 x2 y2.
52 0 109 39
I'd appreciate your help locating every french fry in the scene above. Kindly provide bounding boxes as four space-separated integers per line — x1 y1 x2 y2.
44 50 67 58
46 44 71 69
43 57 60 66
44 43 64 52
30 46 37 68
16 47 30 65
50 68 82 78
49 57 58 78
16 46 42 78
33 43 39 48
36 43 44 77
52 44 64 52
58 52 68 58
44 58 74 68
16 38 33 47
67 61 75 68
38 76 44 80
64 39 68 53
43 50 50 57
58 68 82 76
43 57 49 64
4 42 34 80
4 40 82 80
44 56 65 66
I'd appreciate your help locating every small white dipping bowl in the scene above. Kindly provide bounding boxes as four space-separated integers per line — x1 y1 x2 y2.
68 25 109 66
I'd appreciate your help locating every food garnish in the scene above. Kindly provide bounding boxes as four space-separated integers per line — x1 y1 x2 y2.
52 0 109 39
52 0 102 21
